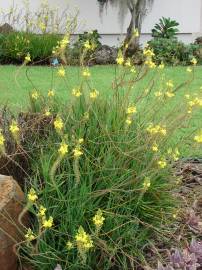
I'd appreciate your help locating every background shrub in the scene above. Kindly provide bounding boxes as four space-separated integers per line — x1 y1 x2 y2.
148 38 199 65
0 32 61 64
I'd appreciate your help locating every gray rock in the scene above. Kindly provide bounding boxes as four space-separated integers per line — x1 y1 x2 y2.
94 45 118 65
0 23 14 34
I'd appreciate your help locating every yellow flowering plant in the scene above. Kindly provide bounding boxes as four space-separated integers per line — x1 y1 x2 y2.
10 30 201 270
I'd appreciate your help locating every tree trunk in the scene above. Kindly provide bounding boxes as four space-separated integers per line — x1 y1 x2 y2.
124 0 141 56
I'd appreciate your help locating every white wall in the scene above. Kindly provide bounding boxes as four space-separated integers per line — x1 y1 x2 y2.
1 0 201 45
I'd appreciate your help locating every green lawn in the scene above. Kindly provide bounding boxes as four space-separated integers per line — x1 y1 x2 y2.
0 65 201 156
1 65 202 108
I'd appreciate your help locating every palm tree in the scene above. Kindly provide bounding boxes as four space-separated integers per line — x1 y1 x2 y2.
98 0 154 51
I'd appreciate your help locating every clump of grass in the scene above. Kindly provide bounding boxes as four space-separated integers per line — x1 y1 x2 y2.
0 34 201 270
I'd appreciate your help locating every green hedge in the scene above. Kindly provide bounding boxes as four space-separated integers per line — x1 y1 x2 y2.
0 32 61 64
148 38 200 65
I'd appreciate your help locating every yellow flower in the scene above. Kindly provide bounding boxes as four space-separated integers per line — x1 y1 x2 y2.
84 40 91 50
9 121 19 135
75 226 93 250
82 69 91 77
191 57 197 65
165 91 175 98
73 147 83 158
166 80 174 88
152 143 158 152
143 48 154 57
130 67 136 74
158 62 165 69
48 90 55 97
25 228 35 241
116 51 124 65
58 142 68 156
57 67 65 77
0 132 5 146
42 216 54 229
90 89 99 99
93 209 105 230
143 177 151 190
126 117 132 126
133 28 139 37
154 91 163 97
185 94 190 99
38 205 47 217
186 67 192 73
78 138 84 144
127 105 137 114
145 59 156 68
60 36 70 49
31 90 39 100
28 188 38 203
66 241 74 250
194 130 202 143
146 124 166 136
125 59 131 67
72 88 82 97
25 53 31 63
44 110 51 116
158 159 167 168
54 117 63 131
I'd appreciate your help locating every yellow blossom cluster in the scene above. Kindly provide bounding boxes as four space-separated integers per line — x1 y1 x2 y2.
167 148 180 161
90 89 99 99
58 142 69 156
84 40 97 51
158 158 167 168
186 96 202 114
151 142 158 152
126 105 137 126
143 177 151 190
31 90 39 100
194 130 202 143
28 188 38 203
75 226 93 251
146 123 167 136
9 121 20 136
116 51 124 65
48 89 55 97
0 130 5 147
57 67 66 77
42 216 54 229
92 209 105 231
143 46 156 68
25 53 31 63
82 68 91 78
54 116 64 132
25 228 35 241
52 35 70 55
72 88 82 97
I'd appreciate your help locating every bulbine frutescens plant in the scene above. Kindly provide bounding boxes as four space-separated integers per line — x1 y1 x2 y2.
1 32 202 270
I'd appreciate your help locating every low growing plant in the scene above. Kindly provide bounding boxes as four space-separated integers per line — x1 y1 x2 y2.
0 37 201 270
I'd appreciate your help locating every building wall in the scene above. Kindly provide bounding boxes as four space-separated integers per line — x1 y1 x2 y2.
1 0 202 45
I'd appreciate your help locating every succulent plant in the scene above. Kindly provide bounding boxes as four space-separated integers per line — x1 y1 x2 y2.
157 239 202 270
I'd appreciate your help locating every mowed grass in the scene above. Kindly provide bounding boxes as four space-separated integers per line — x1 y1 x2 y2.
0 64 201 156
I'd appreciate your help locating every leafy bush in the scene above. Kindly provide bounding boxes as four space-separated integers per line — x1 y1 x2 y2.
152 17 179 39
148 38 199 65
0 39 201 270
0 32 61 64
69 30 102 63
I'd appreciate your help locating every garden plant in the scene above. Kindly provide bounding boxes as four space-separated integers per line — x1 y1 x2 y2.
0 27 201 270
